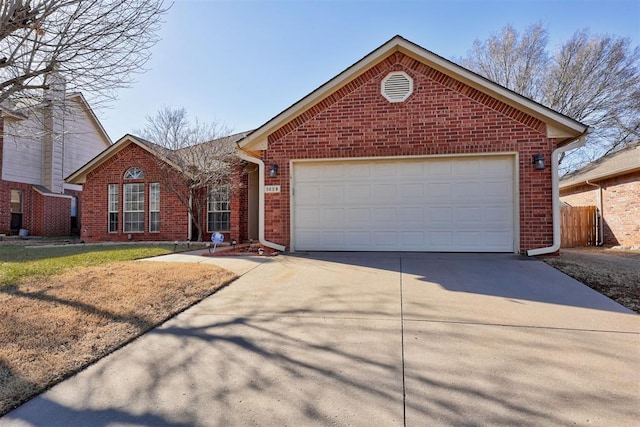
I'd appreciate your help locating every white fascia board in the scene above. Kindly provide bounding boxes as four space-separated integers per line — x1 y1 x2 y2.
239 38 399 151
240 36 587 151
394 40 587 136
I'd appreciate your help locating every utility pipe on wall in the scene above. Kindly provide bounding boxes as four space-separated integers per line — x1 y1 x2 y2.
237 150 287 252
527 135 588 256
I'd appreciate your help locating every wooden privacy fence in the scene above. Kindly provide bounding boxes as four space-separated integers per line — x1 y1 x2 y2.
560 205 597 248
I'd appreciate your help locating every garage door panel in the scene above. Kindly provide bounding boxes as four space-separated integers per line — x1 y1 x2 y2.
454 206 483 223
399 207 424 223
430 182 452 199
453 159 482 177
372 184 397 202
373 231 398 246
429 231 453 247
322 208 344 225
428 206 453 222
427 161 452 177
401 231 425 246
345 163 371 178
454 182 482 200
372 207 397 223
347 184 370 201
298 185 320 203
399 162 425 177
482 158 513 176
346 208 369 225
485 231 513 247
456 231 483 247
320 185 344 203
372 162 398 177
296 208 319 226
483 181 512 199
485 205 512 223
293 156 514 252
346 231 371 247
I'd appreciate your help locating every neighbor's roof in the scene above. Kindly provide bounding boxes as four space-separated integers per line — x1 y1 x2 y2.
1 92 111 147
238 35 588 151
176 130 252 155
560 142 640 189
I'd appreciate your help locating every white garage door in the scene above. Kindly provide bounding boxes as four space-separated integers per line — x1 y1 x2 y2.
292 156 515 252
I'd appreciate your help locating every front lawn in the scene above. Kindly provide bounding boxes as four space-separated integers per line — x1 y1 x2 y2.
0 243 235 415
0 243 177 288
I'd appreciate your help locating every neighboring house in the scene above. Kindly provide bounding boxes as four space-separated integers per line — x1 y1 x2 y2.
68 35 589 254
65 133 249 243
0 89 111 237
560 142 640 246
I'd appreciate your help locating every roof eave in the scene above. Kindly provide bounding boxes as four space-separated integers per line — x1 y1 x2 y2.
239 35 587 151
65 134 169 184
560 165 640 190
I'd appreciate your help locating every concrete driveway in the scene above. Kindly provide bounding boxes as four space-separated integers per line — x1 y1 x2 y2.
2 252 639 426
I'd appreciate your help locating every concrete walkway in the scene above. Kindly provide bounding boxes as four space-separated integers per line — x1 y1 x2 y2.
2 252 639 426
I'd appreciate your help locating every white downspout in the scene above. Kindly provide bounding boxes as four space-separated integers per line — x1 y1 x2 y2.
238 150 287 251
585 180 604 246
527 135 588 256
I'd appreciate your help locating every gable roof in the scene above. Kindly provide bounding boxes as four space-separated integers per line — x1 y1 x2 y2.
66 131 251 184
65 134 173 184
560 141 640 189
238 35 588 151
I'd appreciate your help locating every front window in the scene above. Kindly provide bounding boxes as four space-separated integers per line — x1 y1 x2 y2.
149 182 160 233
108 184 118 233
208 185 230 232
123 183 144 232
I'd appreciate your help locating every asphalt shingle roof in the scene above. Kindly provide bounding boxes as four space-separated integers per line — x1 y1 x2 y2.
560 142 640 189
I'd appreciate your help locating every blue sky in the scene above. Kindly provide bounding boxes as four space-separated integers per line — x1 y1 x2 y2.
98 0 640 141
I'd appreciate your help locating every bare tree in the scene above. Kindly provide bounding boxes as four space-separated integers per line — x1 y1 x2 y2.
461 23 549 100
137 107 243 241
0 0 167 108
459 24 640 172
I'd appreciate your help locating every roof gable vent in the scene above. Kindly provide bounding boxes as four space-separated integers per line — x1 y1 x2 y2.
381 71 413 103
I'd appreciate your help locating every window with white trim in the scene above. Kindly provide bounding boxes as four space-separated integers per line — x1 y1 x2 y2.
207 185 230 232
108 184 118 233
149 182 160 233
123 183 144 232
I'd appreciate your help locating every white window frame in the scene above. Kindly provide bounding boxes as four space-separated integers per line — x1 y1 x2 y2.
124 167 144 179
108 184 118 233
149 182 160 233
123 183 145 233
207 184 231 232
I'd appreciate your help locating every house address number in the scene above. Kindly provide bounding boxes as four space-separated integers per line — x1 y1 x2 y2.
264 185 281 193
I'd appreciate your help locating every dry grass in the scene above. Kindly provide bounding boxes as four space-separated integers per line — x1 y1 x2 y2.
0 260 235 415
544 247 640 313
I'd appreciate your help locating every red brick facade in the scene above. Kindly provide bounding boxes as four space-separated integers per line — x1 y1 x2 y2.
260 52 562 253
560 171 640 246
79 142 243 243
